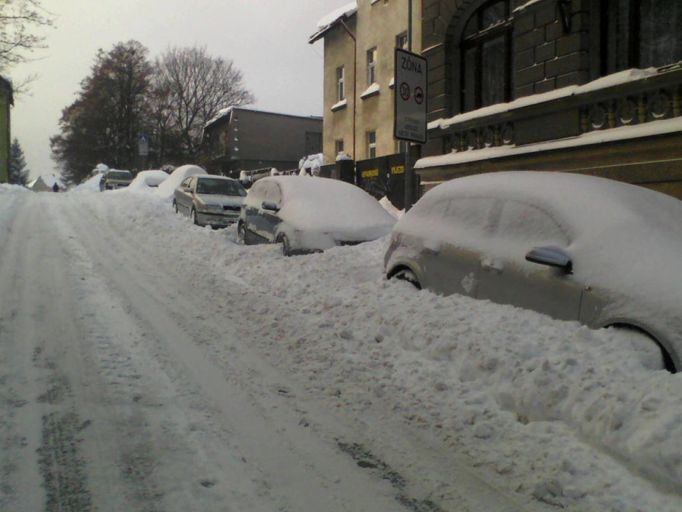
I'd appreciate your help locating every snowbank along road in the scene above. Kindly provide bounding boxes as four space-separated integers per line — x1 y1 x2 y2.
0 187 681 511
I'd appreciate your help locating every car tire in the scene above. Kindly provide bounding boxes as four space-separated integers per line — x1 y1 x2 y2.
278 234 291 257
237 221 246 243
613 327 674 372
390 267 421 289
173 200 178 214
191 208 200 226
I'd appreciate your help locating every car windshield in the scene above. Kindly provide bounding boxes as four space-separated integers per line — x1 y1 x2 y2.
107 171 131 180
196 178 246 196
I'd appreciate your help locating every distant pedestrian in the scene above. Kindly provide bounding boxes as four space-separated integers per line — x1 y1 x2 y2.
52 182 59 192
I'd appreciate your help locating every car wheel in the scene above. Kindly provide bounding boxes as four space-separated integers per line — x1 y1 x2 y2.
390 267 421 289
191 208 199 226
237 221 246 243
613 327 674 372
278 234 291 256
173 200 178 214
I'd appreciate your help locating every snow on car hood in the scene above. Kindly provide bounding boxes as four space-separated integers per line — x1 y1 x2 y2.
155 165 207 200
269 176 395 240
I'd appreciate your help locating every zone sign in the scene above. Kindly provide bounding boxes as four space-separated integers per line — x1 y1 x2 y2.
394 48 427 144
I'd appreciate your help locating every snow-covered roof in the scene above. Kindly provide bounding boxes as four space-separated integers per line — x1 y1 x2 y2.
309 1 357 43
204 106 234 130
28 174 65 190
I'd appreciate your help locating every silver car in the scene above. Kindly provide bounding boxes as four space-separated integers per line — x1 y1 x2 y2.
385 171 682 372
100 170 133 191
173 175 246 228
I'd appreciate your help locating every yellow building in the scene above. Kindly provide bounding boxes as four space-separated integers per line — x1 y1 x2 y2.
310 0 422 165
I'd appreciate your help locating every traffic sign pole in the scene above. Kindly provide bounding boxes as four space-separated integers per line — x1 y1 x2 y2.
394 47 427 210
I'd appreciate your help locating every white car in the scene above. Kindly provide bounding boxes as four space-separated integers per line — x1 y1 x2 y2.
238 176 396 255
385 171 682 372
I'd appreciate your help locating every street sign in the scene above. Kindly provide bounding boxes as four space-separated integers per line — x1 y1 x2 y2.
394 48 427 144
138 133 149 157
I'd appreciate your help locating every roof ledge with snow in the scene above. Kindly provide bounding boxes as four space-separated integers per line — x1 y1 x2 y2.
309 1 357 44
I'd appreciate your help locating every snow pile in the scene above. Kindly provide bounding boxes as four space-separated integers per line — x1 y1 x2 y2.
154 164 207 200
82 188 682 510
379 196 403 219
0 183 29 193
92 163 109 174
72 173 102 192
298 153 324 176
128 170 169 192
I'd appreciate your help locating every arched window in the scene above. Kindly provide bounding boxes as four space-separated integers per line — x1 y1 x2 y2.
603 0 682 75
460 0 512 112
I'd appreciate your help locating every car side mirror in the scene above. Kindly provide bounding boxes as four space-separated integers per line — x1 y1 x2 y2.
261 201 280 212
525 246 573 273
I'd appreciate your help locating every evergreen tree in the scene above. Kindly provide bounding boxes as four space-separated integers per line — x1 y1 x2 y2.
8 138 29 185
50 40 153 184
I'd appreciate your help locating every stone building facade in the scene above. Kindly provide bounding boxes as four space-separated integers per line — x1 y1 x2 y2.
418 0 682 199
310 0 422 165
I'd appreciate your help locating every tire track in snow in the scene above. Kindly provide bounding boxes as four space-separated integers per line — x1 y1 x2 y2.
61 192 538 512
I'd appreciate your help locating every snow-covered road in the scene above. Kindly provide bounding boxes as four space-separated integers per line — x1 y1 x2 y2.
1 188 681 511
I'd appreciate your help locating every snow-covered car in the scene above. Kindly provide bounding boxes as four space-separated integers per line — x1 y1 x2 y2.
173 175 246 228
238 176 396 256
385 171 682 372
99 170 133 191
128 170 168 191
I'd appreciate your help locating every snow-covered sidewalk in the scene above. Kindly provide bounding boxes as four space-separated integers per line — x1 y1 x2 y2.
2 187 681 511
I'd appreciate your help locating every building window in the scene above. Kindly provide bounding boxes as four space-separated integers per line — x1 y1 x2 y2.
366 131 377 159
335 139 344 156
336 66 345 101
396 32 408 50
602 0 682 75
460 0 512 112
367 47 377 85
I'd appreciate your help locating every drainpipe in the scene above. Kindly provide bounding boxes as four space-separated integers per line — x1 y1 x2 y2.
340 19 357 161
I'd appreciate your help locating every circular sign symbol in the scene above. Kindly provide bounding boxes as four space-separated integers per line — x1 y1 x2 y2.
414 86 424 105
399 82 411 101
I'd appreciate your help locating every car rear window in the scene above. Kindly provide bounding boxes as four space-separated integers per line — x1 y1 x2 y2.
107 171 132 180
196 178 246 196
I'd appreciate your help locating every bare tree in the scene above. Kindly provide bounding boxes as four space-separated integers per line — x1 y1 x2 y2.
0 0 53 71
152 46 254 159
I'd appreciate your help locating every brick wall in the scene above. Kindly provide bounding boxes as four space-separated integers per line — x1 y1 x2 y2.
422 0 594 120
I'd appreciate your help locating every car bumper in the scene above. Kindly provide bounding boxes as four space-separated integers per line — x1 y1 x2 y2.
196 211 240 226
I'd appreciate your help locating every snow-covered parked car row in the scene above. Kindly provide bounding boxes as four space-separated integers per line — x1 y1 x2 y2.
113 163 682 373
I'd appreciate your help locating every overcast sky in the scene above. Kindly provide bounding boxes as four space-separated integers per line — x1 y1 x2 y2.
11 0 343 179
